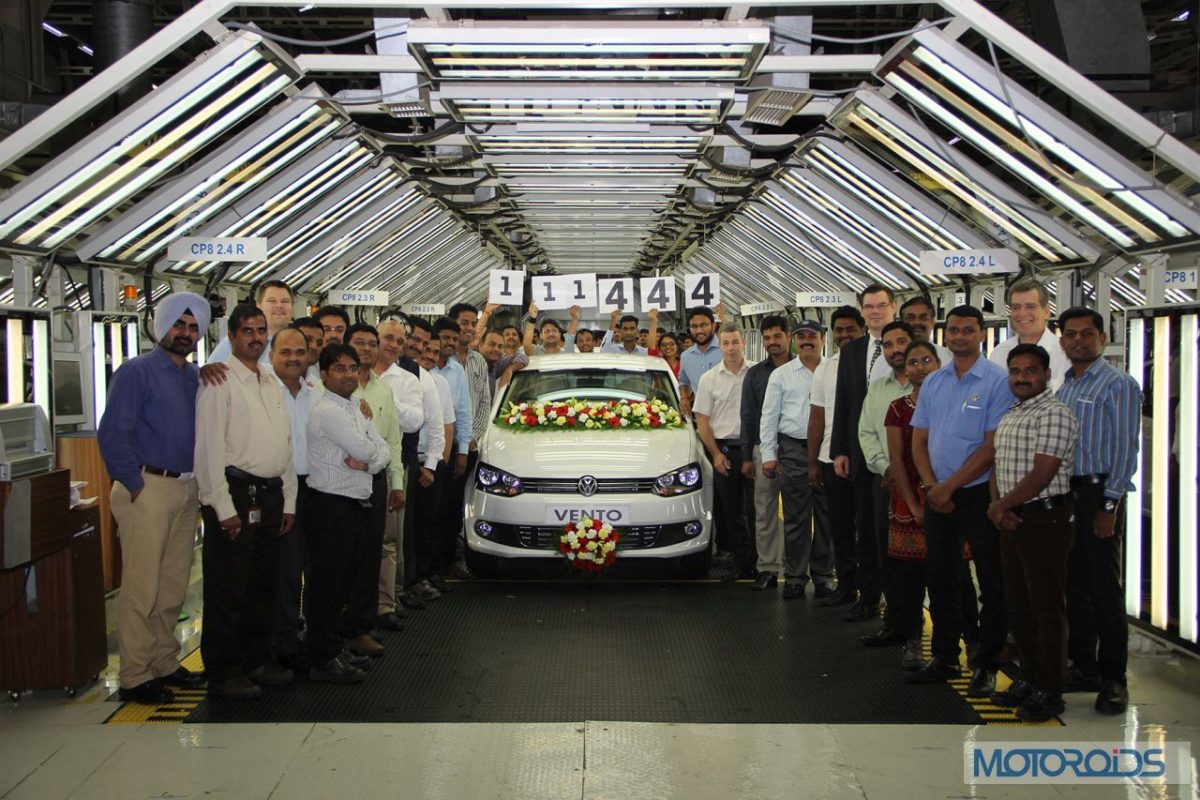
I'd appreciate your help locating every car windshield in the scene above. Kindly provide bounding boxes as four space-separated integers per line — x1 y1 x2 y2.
499 367 679 413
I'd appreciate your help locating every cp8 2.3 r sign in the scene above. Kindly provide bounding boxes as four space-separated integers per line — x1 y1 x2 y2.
331 289 389 307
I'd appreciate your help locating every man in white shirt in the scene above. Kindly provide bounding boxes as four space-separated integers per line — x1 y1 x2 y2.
807 305 866 606
293 316 325 385
269 327 320 668
988 278 1071 391
694 324 756 580
373 317 429 629
760 321 831 599
522 303 579 355
195 304 297 701
305 344 391 685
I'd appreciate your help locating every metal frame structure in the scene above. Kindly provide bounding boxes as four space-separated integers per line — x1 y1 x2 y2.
0 0 1195 313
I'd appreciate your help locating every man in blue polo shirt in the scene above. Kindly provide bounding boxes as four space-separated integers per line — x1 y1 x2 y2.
677 306 723 416
908 305 1012 698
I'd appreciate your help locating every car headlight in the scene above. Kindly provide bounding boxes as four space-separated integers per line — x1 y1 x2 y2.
476 462 523 497
652 462 702 496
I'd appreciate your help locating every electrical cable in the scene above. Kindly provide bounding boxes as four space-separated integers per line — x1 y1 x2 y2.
717 123 802 154
769 17 953 47
224 20 407 48
364 121 464 144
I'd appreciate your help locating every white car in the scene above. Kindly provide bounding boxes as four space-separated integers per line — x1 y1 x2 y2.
464 353 714 577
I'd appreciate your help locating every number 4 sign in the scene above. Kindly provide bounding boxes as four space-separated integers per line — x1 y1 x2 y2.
639 277 676 313
597 278 634 313
488 269 524 305
684 273 719 308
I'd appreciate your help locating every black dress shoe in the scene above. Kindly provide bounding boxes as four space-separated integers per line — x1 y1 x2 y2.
159 667 206 688
967 668 996 698
397 590 429 611
427 575 454 593
751 573 778 592
817 588 855 607
781 578 807 599
1094 679 1129 714
841 601 879 622
247 661 294 687
1062 666 1102 693
733 568 757 581
990 678 1034 707
208 675 262 701
901 639 924 669
906 659 962 684
813 583 837 601
1018 690 1065 722
376 611 406 631
118 681 174 705
860 627 904 647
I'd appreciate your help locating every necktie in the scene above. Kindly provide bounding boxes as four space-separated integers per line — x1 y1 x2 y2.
868 339 882 377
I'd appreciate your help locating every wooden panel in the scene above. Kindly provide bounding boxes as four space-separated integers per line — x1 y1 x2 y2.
0 508 105 693
55 436 119 592
0 469 73 564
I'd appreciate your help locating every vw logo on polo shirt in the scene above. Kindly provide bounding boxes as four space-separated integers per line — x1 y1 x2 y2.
577 475 598 497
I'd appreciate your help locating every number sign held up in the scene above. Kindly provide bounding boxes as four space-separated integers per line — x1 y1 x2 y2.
639 277 677 313
566 273 598 307
488 269 525 306
597 278 634 313
530 276 573 310
683 274 720 308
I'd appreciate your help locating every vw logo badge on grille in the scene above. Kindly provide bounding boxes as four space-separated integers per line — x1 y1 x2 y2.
577 475 598 497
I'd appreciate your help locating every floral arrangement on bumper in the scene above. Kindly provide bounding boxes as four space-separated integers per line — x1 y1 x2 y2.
560 516 620 572
499 399 683 431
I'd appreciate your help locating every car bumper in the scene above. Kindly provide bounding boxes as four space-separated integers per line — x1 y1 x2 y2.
464 488 712 559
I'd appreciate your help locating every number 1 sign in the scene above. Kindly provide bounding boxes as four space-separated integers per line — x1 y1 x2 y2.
530 276 572 310
488 270 525 305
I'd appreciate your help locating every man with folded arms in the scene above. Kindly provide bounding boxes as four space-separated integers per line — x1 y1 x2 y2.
306 344 393 684
987 344 1077 721
196 304 297 701
99 292 211 705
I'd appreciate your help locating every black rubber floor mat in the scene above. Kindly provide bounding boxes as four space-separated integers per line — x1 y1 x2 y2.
185 581 984 724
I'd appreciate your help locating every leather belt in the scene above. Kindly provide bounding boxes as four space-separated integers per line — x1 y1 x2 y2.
143 465 192 479
1015 493 1072 515
1070 473 1108 487
779 434 808 444
224 466 283 489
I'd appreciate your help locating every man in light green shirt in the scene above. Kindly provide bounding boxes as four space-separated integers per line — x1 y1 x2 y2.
858 321 915 477
345 324 406 658
855 320 914 649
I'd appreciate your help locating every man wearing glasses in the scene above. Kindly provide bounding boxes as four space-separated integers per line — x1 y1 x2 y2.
315 305 351 346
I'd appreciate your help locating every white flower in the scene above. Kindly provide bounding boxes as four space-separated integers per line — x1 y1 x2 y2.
620 418 630 427
566 552 576 560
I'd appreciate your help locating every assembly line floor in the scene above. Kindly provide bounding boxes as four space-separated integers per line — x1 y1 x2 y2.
2 559 1199 799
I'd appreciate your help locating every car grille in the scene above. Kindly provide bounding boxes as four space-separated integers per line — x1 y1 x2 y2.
521 477 656 494
482 522 695 551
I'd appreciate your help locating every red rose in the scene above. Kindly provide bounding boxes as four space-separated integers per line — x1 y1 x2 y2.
566 417 576 426
611 533 620 542
608 417 620 427
650 418 660 427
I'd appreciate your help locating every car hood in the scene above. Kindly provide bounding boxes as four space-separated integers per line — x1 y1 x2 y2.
481 424 698 479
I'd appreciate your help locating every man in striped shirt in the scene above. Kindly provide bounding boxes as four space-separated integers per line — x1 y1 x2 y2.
1055 307 1142 715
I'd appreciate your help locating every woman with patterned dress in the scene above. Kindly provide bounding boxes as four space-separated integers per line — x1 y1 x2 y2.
885 340 942 670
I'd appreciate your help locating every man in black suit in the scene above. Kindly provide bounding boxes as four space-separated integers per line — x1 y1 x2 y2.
830 284 897 622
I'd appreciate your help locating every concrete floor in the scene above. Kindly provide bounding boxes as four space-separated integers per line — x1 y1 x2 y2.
2 557 1198 800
